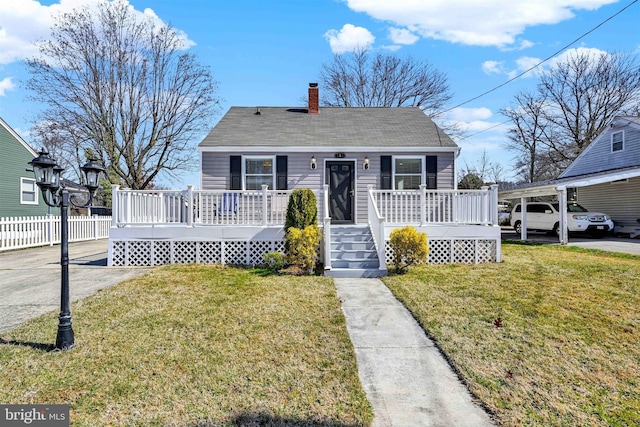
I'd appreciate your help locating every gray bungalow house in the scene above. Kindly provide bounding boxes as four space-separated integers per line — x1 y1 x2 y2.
0 117 50 218
108 84 501 275
500 115 640 242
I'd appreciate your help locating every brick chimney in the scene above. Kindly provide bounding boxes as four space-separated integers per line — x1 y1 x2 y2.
308 82 319 114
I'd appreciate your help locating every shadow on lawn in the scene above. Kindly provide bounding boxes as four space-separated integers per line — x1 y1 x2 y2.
0 338 55 352
193 412 366 427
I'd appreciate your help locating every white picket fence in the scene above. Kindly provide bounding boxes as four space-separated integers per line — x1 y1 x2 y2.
0 215 112 252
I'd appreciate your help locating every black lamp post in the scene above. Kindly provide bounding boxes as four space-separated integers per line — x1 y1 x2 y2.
29 150 105 350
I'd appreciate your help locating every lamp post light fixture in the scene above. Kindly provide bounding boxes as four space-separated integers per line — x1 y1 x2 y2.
29 149 105 350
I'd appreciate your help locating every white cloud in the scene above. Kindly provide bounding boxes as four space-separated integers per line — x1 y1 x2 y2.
343 0 617 48
447 107 493 122
482 60 506 75
486 46 610 80
324 24 375 54
500 39 535 52
440 106 504 135
0 77 15 96
0 0 194 65
388 27 419 45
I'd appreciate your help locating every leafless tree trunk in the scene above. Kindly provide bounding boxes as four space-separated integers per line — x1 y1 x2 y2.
25 0 221 190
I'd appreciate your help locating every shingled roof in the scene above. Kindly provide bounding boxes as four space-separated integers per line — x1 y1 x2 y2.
198 106 457 149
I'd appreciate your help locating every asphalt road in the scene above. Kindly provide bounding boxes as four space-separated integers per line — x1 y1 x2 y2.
0 240 151 335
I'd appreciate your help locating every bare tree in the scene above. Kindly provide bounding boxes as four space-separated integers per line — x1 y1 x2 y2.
540 51 640 157
458 150 505 188
504 50 640 181
319 48 453 116
501 92 559 183
25 0 221 190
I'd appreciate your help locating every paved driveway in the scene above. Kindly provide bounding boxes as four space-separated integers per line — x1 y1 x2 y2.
0 240 152 334
501 229 640 255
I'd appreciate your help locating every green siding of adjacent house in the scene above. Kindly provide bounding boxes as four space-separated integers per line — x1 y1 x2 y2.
0 120 51 217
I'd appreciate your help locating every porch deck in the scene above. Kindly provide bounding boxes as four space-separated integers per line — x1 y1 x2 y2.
108 185 501 272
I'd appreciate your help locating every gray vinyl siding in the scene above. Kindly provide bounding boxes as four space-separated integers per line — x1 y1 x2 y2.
202 151 455 224
201 152 229 189
562 127 640 178
0 122 49 217
576 177 640 227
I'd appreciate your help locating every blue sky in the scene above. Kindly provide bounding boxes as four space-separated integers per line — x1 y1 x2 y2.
1 0 639 188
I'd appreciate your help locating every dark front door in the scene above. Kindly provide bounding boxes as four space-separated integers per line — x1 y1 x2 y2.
326 161 355 224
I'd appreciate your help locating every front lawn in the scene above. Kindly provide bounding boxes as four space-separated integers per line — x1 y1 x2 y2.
0 265 372 426
383 242 640 426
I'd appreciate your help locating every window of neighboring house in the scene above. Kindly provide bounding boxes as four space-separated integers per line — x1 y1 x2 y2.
244 156 275 190
393 157 423 190
612 131 624 152
20 177 38 205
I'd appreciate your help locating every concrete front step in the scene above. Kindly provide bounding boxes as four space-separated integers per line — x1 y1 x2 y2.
325 268 387 278
331 260 380 269
331 241 376 251
331 250 379 260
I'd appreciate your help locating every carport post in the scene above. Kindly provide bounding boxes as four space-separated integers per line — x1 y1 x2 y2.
520 197 527 240
557 185 568 245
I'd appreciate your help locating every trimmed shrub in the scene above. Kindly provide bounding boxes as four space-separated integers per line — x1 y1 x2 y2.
389 226 429 273
285 189 318 231
263 251 287 273
286 225 321 275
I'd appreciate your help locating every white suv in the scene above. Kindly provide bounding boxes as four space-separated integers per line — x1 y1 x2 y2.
510 202 613 238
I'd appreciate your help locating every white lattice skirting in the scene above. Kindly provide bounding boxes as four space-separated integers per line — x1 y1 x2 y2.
109 237 498 267
385 238 498 264
109 240 286 266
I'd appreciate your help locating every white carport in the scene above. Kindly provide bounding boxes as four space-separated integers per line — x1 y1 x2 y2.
499 166 640 244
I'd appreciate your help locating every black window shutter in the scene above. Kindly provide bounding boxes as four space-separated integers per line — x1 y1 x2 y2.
230 155 241 190
426 155 437 189
380 156 392 189
276 156 287 190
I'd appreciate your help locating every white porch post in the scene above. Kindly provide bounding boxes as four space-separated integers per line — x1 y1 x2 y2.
490 184 499 226
323 184 331 270
481 186 489 225
419 184 427 226
262 184 269 226
111 185 120 227
186 185 194 227
557 185 568 245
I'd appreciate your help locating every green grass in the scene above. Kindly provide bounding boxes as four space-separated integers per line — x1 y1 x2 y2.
0 265 373 426
383 242 640 426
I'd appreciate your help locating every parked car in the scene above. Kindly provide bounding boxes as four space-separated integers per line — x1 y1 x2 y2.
510 202 614 238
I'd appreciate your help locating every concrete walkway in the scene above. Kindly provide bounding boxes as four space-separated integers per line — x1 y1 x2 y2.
0 240 151 334
335 278 495 427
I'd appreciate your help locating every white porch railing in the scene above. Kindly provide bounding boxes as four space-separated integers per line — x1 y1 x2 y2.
112 185 324 227
371 184 499 226
0 215 112 251
367 185 387 273
111 184 499 228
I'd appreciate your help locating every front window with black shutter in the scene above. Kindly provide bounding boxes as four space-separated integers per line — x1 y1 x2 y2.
394 157 423 190
244 156 275 190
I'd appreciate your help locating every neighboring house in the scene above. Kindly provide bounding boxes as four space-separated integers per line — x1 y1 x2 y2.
500 115 640 241
108 84 501 275
0 117 50 218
